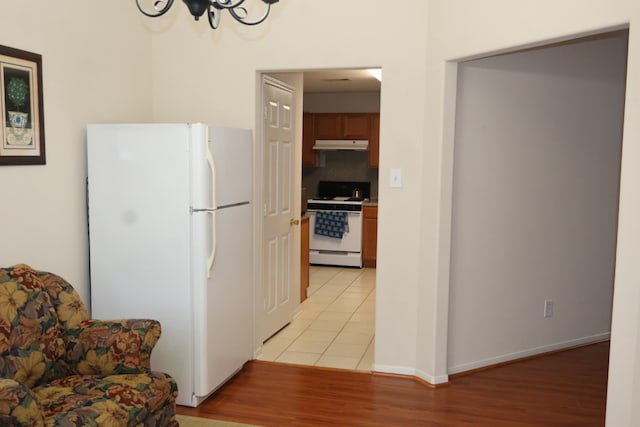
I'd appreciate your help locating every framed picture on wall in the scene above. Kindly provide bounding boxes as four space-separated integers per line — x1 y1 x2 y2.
0 44 45 166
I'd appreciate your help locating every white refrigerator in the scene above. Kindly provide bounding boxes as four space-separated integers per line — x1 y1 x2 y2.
86 123 254 407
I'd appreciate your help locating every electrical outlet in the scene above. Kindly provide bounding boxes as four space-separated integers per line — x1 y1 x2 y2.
544 300 554 318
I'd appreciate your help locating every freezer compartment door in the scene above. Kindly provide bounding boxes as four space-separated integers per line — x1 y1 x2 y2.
191 125 253 209
192 203 254 397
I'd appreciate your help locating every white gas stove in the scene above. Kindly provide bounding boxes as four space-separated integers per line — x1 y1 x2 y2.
307 181 370 268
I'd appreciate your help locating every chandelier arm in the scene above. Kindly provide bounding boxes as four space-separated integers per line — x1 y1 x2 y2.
136 0 175 17
136 0 277 29
207 7 221 29
213 0 247 9
228 3 271 26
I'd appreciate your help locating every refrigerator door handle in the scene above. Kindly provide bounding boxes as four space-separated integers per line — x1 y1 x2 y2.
207 210 217 279
206 129 218 279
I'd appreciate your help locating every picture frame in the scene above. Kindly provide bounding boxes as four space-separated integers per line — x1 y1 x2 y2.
0 44 45 165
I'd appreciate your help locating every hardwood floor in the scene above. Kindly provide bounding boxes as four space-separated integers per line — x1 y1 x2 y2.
177 342 609 426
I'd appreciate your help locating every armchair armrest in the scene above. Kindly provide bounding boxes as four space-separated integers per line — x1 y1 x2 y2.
64 319 161 376
0 378 45 427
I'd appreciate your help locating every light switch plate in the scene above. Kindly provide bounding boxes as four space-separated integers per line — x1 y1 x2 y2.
390 168 402 188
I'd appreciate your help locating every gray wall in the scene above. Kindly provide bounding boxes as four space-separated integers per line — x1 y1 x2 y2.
448 33 627 372
304 91 381 113
302 91 380 198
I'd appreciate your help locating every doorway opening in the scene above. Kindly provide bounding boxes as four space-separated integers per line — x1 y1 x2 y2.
446 30 628 375
259 68 382 370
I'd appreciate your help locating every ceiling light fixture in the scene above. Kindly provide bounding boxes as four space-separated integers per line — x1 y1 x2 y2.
136 0 279 30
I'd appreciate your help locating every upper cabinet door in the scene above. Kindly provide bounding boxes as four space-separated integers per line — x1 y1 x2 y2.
303 112 380 168
314 113 371 140
302 113 317 167
314 113 343 139
342 113 371 139
368 113 380 168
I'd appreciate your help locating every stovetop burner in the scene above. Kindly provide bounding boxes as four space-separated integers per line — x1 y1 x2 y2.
312 196 365 202
316 181 371 201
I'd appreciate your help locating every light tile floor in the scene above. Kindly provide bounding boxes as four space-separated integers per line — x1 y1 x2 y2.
259 266 376 371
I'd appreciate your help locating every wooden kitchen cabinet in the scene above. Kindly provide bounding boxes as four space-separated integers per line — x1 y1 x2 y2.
314 113 371 140
303 112 380 167
342 113 371 139
302 113 317 167
300 215 310 302
368 113 380 168
362 206 378 268
314 113 343 139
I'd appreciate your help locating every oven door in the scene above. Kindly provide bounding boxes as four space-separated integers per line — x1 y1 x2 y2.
308 210 363 253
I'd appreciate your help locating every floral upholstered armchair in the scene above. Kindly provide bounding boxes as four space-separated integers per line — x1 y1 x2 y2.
0 264 178 426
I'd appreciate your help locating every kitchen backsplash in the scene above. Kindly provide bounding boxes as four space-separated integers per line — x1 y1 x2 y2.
302 150 379 200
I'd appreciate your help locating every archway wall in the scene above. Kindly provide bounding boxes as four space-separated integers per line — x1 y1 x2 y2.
421 1 640 425
447 33 626 374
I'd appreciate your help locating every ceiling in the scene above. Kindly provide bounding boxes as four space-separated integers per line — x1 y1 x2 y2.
303 69 381 93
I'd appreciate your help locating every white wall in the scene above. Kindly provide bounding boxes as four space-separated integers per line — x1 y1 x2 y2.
0 1 152 304
303 92 381 113
147 0 430 377
448 34 625 373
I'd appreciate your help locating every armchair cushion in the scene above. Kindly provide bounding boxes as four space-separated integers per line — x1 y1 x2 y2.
0 378 44 427
64 318 160 375
34 371 176 426
37 271 89 330
0 265 65 388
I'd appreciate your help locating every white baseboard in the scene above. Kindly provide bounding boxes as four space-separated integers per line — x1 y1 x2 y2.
373 364 416 377
447 332 611 375
373 363 416 377
416 368 449 385
373 365 449 385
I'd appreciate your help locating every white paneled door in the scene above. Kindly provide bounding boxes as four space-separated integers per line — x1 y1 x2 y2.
262 76 296 340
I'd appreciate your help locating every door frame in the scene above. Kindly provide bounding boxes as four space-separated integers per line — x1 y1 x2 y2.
438 30 627 379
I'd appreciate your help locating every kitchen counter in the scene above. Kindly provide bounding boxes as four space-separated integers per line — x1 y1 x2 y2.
363 199 378 207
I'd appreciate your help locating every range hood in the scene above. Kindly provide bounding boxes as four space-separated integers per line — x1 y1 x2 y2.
313 139 369 151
